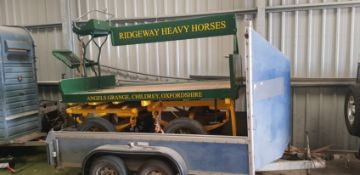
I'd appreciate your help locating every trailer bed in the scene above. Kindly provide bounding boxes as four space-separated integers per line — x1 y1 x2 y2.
60 76 237 102
85 80 230 94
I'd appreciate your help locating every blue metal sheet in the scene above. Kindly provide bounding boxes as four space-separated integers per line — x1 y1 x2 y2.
56 135 249 174
249 29 291 170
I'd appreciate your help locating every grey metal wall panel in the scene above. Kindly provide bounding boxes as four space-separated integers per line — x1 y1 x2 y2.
38 84 61 101
293 87 360 150
28 27 72 82
0 0 70 82
0 0 4 25
266 1 360 78
264 0 360 149
0 0 61 25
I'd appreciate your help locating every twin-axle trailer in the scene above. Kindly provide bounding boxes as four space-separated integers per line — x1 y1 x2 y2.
47 13 324 175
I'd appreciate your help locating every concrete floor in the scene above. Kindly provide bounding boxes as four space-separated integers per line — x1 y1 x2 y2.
259 155 360 175
0 147 359 175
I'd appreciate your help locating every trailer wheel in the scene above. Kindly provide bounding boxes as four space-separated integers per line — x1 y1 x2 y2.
164 117 207 134
138 159 175 175
345 85 360 136
79 117 116 132
89 155 127 175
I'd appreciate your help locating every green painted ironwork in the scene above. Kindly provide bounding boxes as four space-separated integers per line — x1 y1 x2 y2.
111 14 236 46
73 19 112 37
57 13 241 103
52 50 81 69
58 50 240 103
60 75 116 94
62 88 238 103
52 50 98 69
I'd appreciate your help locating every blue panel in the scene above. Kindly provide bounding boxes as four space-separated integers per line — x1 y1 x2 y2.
153 142 249 174
250 30 291 170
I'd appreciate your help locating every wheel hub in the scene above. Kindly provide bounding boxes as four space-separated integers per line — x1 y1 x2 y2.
96 166 118 175
347 95 356 125
146 170 163 175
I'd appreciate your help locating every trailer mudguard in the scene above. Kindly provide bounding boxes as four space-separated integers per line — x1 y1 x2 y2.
81 144 187 175
246 28 291 172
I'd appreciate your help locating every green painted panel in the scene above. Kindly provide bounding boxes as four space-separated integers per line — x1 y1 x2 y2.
73 19 112 37
60 75 116 94
111 14 236 46
62 88 238 103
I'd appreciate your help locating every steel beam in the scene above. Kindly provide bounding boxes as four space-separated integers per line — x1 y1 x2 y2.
24 23 62 30
60 0 75 51
266 1 360 13
255 0 266 36
21 1 360 29
38 78 356 87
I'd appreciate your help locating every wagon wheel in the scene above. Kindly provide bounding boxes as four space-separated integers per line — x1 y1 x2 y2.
164 117 207 134
138 159 175 175
79 117 116 132
89 156 128 175
345 85 360 136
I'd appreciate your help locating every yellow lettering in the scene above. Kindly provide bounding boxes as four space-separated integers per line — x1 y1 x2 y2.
142 30 150 37
220 20 226 29
204 23 210 31
119 32 125 39
154 29 160 36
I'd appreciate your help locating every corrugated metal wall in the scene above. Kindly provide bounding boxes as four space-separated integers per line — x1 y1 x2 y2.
292 87 360 149
0 0 71 82
264 0 360 149
1 0 360 150
266 0 360 78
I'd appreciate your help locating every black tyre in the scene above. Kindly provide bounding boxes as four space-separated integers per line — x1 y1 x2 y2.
89 155 128 175
138 159 175 175
344 85 360 136
164 117 207 134
79 117 116 132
